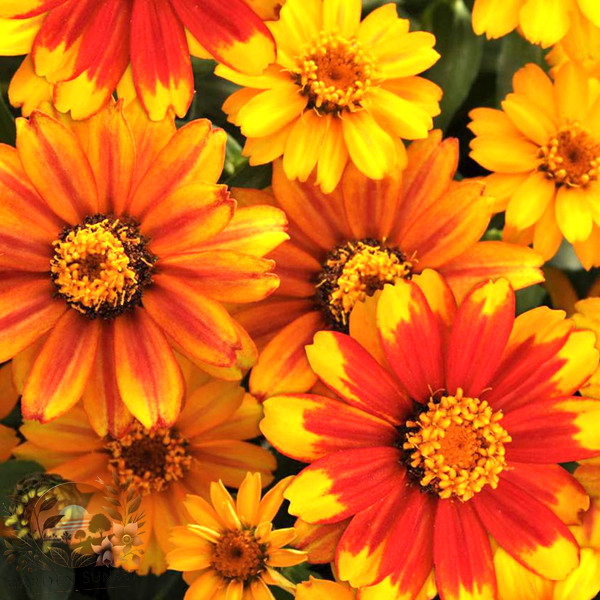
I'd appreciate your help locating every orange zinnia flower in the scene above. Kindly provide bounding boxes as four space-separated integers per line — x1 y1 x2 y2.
0 0 282 120
236 132 543 400
0 363 19 462
13 362 277 574
168 473 305 599
0 101 287 435
261 273 600 598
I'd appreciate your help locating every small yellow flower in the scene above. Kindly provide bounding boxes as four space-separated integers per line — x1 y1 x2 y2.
168 473 306 599
469 62 600 268
472 0 600 48
217 0 441 193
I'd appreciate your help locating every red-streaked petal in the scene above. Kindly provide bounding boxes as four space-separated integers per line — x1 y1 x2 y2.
0 0 65 19
261 394 399 462
76 100 134 214
440 241 544 303
501 463 589 526
250 312 323 401
0 273 65 363
199 204 289 258
284 447 404 524
113 309 184 429
337 478 435 589
270 242 321 298
159 250 278 303
412 269 457 338
129 120 226 216
503 397 600 462
306 331 411 425
472 477 579 580
446 279 514 397
143 273 241 368
377 279 445 403
51 0 131 120
16 111 98 225
489 310 597 412
142 183 234 255
21 311 100 422
434 500 496 600
82 320 133 438
171 0 275 75
131 0 193 120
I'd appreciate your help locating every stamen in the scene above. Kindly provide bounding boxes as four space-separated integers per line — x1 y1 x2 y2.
538 123 600 188
294 32 375 115
105 423 192 495
50 214 156 319
211 530 267 581
316 238 412 331
402 389 511 501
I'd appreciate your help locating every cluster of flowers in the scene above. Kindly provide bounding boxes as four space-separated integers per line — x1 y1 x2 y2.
0 0 600 598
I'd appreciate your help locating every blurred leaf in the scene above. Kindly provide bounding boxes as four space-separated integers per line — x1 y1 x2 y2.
226 163 272 189
42 515 64 532
38 497 58 514
0 94 15 146
496 31 545 103
223 134 246 180
48 547 69 568
482 228 502 241
515 285 547 315
0 461 44 504
422 0 484 131
127 496 141 514
550 240 584 271
282 563 312 584
272 588 294 600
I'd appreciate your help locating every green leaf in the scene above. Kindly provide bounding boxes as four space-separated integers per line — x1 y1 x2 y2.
496 31 545 104
225 162 272 189
0 461 44 506
281 562 312 584
0 94 15 146
515 284 547 315
422 0 484 131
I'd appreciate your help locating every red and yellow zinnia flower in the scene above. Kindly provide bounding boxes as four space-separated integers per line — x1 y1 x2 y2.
217 0 442 193
0 363 19 462
0 0 282 120
469 62 600 268
472 0 600 48
13 361 277 574
236 133 543 401
167 472 306 599
0 101 287 435
261 272 600 598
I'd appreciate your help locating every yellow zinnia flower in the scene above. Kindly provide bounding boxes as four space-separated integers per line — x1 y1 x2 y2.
472 0 600 48
217 0 442 193
167 472 306 599
12 359 277 574
469 62 600 268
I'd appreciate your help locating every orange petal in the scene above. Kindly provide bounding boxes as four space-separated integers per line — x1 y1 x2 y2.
0 273 65 363
143 273 241 368
16 110 98 225
113 309 184 429
142 183 234 255
21 310 100 422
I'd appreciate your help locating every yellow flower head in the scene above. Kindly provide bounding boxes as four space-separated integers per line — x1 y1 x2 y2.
472 0 600 48
469 62 600 269
217 0 441 193
167 473 306 599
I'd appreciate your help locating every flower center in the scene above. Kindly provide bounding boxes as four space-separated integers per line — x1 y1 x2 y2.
402 389 511 501
294 32 374 114
316 238 412 332
121 534 132 545
104 422 192 495
538 123 600 187
50 214 156 319
211 530 266 581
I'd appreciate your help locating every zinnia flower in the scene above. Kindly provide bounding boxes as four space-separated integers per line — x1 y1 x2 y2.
495 458 600 600
0 101 286 434
296 577 355 599
168 472 306 599
0 364 19 461
573 298 600 399
469 62 600 268
0 0 282 120
217 0 442 193
13 360 276 574
261 272 600 597
472 0 600 48
236 135 543 400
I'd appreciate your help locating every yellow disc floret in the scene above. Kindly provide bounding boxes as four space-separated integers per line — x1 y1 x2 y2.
403 389 511 501
50 215 155 318
294 32 375 114
316 239 412 331
105 422 192 495
538 123 600 188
